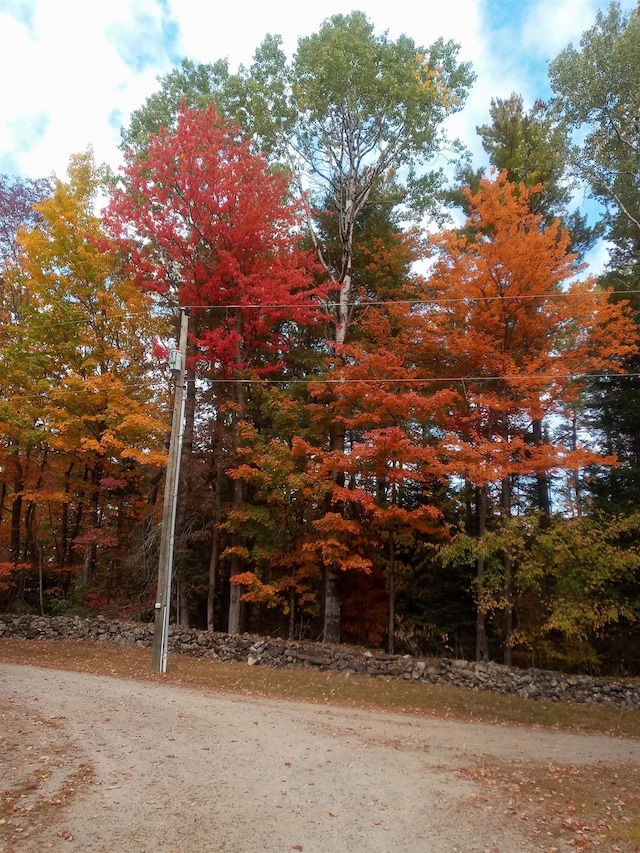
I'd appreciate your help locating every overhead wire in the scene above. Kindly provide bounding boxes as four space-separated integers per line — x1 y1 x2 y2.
4 286 639 403
5 287 640 331
4 371 640 409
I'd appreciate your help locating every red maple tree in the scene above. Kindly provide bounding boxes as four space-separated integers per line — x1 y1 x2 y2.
107 104 326 632
107 103 325 376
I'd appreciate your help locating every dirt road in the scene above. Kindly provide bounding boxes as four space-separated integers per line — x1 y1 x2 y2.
1 664 639 852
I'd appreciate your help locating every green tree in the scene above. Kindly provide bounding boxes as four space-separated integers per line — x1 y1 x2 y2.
476 93 599 255
549 3 640 515
290 12 473 345
582 271 640 514
122 38 296 160
548 2 640 257
441 511 640 672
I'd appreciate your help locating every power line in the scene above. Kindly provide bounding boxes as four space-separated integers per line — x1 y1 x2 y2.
5 288 640 330
178 290 640 309
193 372 640 384
4 372 640 407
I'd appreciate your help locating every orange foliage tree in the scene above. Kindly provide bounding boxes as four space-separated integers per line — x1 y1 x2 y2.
0 153 167 611
421 171 637 660
307 300 453 649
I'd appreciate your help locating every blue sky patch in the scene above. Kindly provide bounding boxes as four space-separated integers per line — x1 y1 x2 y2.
106 0 180 73
481 0 529 34
0 151 20 175
10 110 50 153
480 0 553 102
109 108 124 132
0 0 36 34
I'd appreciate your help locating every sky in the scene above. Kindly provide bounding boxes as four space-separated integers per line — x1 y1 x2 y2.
0 0 636 270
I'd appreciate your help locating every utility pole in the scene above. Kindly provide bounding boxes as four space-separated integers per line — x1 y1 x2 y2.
152 311 188 673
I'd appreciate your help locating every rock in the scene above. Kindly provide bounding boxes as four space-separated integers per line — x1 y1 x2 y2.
1 613 639 709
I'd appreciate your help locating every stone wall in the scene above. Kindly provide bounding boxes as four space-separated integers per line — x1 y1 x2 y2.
1 614 639 711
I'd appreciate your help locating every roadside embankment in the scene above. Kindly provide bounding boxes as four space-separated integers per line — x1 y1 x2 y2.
1 613 638 710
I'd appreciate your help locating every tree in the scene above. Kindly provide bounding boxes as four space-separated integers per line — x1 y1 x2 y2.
120 15 474 641
0 173 52 591
122 13 474 344
517 511 640 671
0 173 53 399
123 57 234 152
221 221 453 648
290 221 459 647
441 510 640 671
450 91 604 522
0 174 53 268
122 39 297 160
548 3 640 517
290 12 473 345
476 93 598 256
425 172 637 661
225 421 328 639
290 13 473 642
0 153 166 610
108 104 323 632
548 2 640 256
581 272 640 514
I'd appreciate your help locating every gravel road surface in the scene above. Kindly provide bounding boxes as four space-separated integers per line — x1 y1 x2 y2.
2 664 639 852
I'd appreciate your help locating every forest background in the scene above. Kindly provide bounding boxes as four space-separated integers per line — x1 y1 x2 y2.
1 2 639 675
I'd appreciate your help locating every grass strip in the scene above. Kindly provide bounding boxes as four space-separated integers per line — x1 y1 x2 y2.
1 637 638 738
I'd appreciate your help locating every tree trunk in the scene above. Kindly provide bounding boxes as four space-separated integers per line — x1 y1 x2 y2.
58 463 74 570
227 582 241 635
206 463 223 632
323 562 341 644
288 587 296 640
475 484 489 662
37 539 44 616
571 413 582 516
206 546 218 630
532 418 551 519
228 347 246 635
501 470 513 666
0 480 6 531
82 542 96 587
387 535 395 655
318 168 359 642
227 462 245 636
322 421 346 643
10 447 23 567
503 557 513 666
82 465 101 587
177 574 190 626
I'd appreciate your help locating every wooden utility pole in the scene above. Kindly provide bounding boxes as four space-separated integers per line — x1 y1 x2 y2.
151 311 188 673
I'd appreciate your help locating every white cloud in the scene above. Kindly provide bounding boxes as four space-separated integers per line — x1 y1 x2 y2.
0 0 178 178
523 0 595 57
170 0 483 69
0 0 632 278
0 0 501 181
